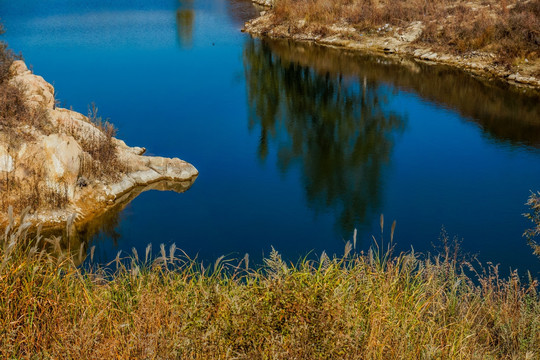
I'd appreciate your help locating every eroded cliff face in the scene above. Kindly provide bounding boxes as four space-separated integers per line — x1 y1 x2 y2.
0 61 198 228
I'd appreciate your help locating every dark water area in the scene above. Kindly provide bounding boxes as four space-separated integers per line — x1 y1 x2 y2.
1 0 540 275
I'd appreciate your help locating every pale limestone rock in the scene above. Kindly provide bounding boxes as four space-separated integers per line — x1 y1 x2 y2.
105 155 198 200
107 176 137 197
52 108 106 143
9 60 55 109
399 21 423 42
2 60 198 228
128 169 161 184
0 145 14 173
113 138 145 155
42 134 82 180
41 134 82 198
252 0 274 7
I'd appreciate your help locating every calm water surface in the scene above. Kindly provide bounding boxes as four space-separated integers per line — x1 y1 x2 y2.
1 0 540 274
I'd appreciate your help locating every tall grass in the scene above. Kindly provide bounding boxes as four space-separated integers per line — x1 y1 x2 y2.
1 210 539 359
78 103 124 180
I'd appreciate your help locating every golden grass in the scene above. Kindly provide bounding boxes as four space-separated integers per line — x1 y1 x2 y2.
270 0 540 69
77 103 124 181
1 212 539 359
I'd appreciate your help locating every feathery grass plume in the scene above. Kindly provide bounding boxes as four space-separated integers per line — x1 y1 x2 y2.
243 252 249 270
145 243 152 263
319 250 330 271
214 255 225 273
264 246 289 278
109 250 122 270
89 245 96 262
159 243 167 266
169 243 177 262
344 240 352 258
131 247 139 262
391 220 396 243
78 242 85 263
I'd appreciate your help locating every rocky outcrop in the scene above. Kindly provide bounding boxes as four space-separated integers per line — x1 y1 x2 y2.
251 0 274 7
244 12 540 89
1 61 198 228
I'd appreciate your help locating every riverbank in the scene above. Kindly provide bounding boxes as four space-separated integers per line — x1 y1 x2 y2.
244 0 540 89
1 214 539 359
0 59 198 229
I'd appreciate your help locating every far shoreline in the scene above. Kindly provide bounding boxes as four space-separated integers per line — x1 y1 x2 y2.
244 2 540 91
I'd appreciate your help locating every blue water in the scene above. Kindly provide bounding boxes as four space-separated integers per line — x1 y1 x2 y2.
2 0 540 275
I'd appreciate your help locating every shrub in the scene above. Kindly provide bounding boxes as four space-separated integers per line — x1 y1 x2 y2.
525 192 540 258
78 103 124 180
0 23 17 84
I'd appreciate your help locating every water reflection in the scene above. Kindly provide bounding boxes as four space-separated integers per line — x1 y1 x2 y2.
176 0 195 48
44 179 196 265
243 39 406 233
262 39 540 148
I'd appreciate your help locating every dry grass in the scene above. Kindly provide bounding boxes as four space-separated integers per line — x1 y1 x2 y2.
274 0 428 28
270 0 540 68
0 212 539 359
0 23 16 84
78 103 124 181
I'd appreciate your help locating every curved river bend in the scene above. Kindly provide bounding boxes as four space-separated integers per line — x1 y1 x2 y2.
1 0 540 274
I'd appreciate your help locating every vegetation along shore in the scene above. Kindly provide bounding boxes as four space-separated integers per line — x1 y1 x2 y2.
0 210 539 358
245 0 540 89
1 3 540 359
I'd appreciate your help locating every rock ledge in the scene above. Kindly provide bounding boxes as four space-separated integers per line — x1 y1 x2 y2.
1 61 198 228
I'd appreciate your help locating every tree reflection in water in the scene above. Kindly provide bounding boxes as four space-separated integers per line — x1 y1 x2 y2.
42 180 196 266
259 39 540 148
243 39 406 234
176 0 195 48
